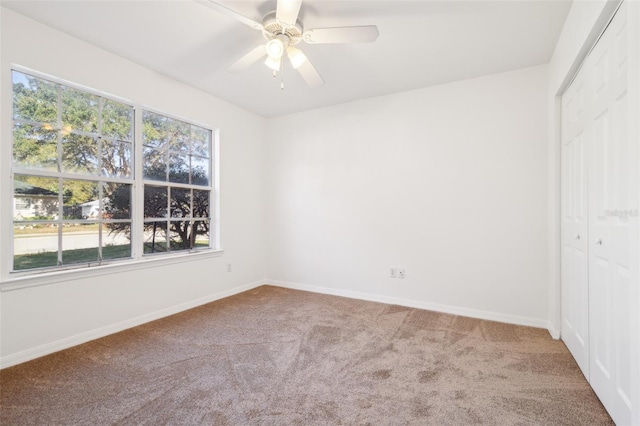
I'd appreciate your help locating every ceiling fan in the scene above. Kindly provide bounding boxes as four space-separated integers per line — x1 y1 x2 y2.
197 0 380 89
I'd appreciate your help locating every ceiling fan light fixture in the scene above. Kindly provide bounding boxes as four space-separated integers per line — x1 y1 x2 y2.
265 55 281 71
265 38 285 59
287 46 307 69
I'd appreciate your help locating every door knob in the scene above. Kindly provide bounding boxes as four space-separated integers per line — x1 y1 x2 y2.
595 238 603 245
575 234 581 240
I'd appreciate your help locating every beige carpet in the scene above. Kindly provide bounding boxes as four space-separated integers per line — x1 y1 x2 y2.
1 285 612 425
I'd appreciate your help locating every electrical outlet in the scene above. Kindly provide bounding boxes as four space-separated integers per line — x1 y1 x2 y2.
397 268 405 279
226 263 232 272
390 268 397 278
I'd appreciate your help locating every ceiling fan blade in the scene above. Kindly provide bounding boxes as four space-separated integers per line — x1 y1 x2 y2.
196 0 263 31
296 57 325 88
303 26 379 44
276 0 303 27
227 45 266 73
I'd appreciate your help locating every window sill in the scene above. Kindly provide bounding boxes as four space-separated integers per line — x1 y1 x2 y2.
0 249 224 292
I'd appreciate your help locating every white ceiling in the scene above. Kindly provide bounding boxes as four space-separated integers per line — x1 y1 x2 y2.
2 0 572 118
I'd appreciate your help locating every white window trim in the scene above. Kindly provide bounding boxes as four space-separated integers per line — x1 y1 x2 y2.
0 249 225 292
3 65 221 285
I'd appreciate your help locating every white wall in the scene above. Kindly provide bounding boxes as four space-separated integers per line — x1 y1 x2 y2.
0 9 267 367
265 65 550 328
546 0 621 335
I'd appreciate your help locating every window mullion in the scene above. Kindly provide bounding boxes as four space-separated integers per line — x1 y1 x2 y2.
190 188 194 249
167 187 171 252
98 183 103 262
132 106 144 260
57 84 62 174
56 86 63 266
11 167 133 185
57 178 63 266
97 97 103 180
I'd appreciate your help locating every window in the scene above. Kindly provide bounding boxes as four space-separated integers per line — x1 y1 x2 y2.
15 197 31 210
141 111 212 254
11 70 215 273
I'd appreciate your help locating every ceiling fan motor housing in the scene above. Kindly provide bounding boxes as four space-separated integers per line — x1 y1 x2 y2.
261 11 303 46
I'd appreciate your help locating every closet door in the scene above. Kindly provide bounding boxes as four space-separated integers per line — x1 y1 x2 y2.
560 70 590 379
587 2 639 424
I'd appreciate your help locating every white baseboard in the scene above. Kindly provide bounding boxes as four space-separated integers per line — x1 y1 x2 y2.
2 279 557 369
0 280 263 369
547 322 561 340
267 279 550 331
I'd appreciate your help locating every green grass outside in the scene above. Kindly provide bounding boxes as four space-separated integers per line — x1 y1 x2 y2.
13 244 131 271
14 241 210 270
143 241 209 254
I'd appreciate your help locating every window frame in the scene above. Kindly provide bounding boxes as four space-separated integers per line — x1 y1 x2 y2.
4 66 221 286
139 109 214 256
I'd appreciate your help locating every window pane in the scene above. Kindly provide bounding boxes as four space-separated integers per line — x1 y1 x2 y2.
62 223 98 265
170 188 191 218
191 125 210 158
192 220 210 249
102 140 132 178
144 221 168 253
143 147 166 181
14 175 59 220
144 185 168 218
169 153 189 183
13 223 59 270
13 122 58 171
62 179 99 220
193 190 210 218
169 220 191 251
62 133 98 175
102 99 132 141
12 71 58 124
167 119 190 153
191 155 210 186
103 223 131 260
62 87 98 134
142 111 167 149
104 183 132 220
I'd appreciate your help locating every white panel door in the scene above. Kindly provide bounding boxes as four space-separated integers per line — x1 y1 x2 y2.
561 70 590 379
587 2 639 424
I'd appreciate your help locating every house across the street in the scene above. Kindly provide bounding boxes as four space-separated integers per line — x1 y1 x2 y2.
13 180 58 220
